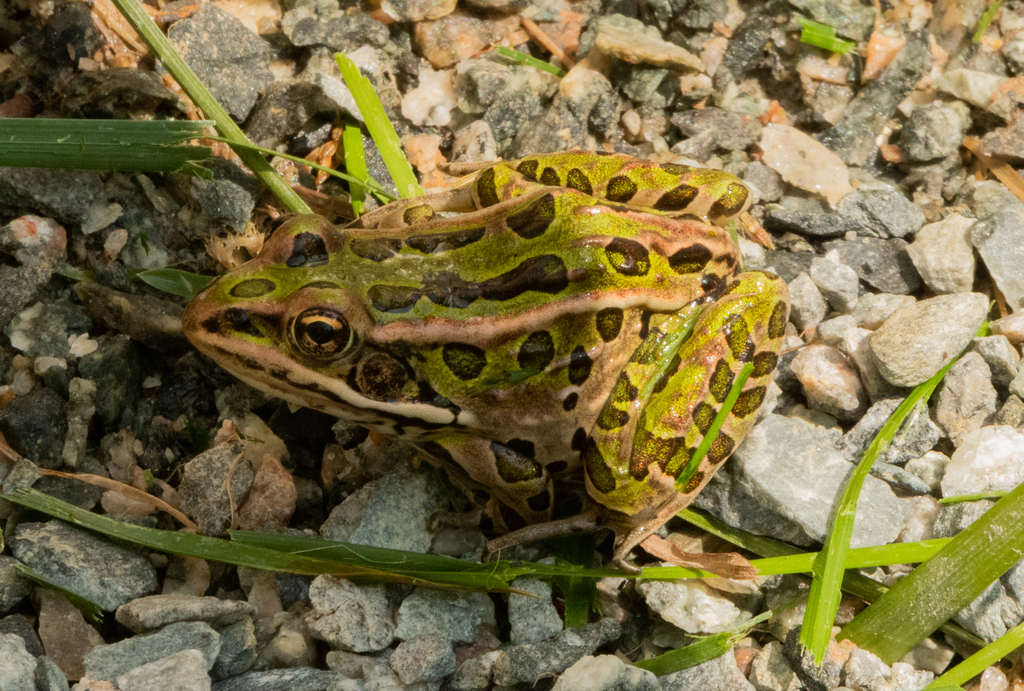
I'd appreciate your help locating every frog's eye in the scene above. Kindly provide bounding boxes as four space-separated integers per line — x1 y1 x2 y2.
292 308 355 358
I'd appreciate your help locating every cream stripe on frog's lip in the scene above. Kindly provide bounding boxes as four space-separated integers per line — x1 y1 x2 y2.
192 335 465 429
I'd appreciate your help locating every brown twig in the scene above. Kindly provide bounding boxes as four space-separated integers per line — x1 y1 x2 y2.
521 17 576 69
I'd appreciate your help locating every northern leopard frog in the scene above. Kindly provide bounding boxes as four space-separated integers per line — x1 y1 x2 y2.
182 151 790 571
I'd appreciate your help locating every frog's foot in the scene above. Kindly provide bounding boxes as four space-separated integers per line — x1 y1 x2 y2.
484 506 604 560
635 534 757 580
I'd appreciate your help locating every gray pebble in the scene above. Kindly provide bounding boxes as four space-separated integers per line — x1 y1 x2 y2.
389 633 457 684
84 621 220 682
508 578 563 645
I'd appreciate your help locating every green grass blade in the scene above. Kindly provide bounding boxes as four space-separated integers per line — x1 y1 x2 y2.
136 268 213 299
796 16 858 54
335 52 422 199
927 617 1024 688
552 534 599 628
974 0 1002 42
0 118 213 175
343 119 369 216
494 46 566 78
677 363 753 490
634 609 774 676
109 0 310 214
939 490 1007 504
801 331 980 664
840 478 1024 664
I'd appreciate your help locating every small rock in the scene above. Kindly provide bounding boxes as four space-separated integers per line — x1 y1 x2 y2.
660 649 755 691
809 254 860 313
303 576 394 653
0 613 43 656
870 293 990 387
0 556 33 615
790 344 867 422
0 633 36 691
822 237 922 295
594 16 702 71
255 611 315 670
33 656 68 691
905 213 977 295
77 334 143 434
236 454 297 531
841 327 900 402
281 7 390 51
851 293 916 330
940 426 1024 498
37 589 103 681
744 161 785 203
899 495 940 544
450 650 500 691
971 336 1021 389
394 588 487 644
637 578 743 634
836 397 939 466
837 187 925 239
413 12 521 68
900 637 956 676
390 633 457 684
178 442 254 536
935 69 1011 118
378 0 457 21
971 184 1024 311
761 123 852 207
764 198 861 239
901 103 966 161
981 116 1024 162
0 387 68 469
905 451 950 494
787 272 828 331
552 654 659 691
783 627 842 690
842 646 890 689
167 4 273 121
401 62 457 128
672 108 762 153
491 618 621 686
749 641 800 691
9 521 157 611
817 315 857 346
994 395 1024 429
116 595 257 634
84 621 220 682
117 648 211 691
207 668 342 691
933 352 998 446
508 578 563 645
210 619 257 681
990 311 1024 347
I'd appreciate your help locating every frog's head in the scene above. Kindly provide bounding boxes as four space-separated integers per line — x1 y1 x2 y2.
182 215 387 420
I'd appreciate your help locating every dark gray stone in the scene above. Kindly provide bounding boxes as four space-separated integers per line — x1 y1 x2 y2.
211 619 258 681
837 187 926 239
836 397 940 466
0 169 104 227
282 6 389 51
8 521 157 611
661 649 755 690
211 668 343 691
167 4 273 121
508 578 562 645
390 634 457 684
77 334 143 434
0 614 44 657
970 184 1024 312
901 104 967 161
178 443 254 536
39 1 102 64
84 621 220 682
246 81 340 150
34 656 69 691
492 618 621 686
784 627 841 691
822 237 922 294
0 556 33 615
672 107 762 153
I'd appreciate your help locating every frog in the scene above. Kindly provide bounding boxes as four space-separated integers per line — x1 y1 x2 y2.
182 151 790 572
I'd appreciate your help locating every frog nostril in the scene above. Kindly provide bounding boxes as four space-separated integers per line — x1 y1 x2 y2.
224 308 250 329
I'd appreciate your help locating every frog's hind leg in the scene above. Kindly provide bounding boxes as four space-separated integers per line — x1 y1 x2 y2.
423 434 557 533
585 270 789 570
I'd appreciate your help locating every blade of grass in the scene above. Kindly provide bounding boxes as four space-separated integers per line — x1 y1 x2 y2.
108 0 311 214
801 327 983 664
796 16 858 54
927 616 1024 688
335 52 422 199
14 563 105 623
634 608 775 676
494 46 567 78
342 119 369 216
136 268 213 299
552 533 598 628
973 0 1002 42
0 118 212 176
840 477 1024 664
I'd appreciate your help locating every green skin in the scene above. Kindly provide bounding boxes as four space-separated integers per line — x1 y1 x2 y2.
183 151 790 568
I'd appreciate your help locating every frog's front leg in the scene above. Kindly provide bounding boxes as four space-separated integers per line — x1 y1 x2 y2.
588 270 789 571
423 433 556 531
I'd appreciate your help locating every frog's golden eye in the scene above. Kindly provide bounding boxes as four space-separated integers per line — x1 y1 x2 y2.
292 308 354 358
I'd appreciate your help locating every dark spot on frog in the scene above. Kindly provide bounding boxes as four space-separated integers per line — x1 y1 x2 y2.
604 237 650 276
709 183 749 218
668 244 713 274
230 278 275 298
596 405 629 431
660 444 695 478
731 386 766 419
478 255 569 301
563 392 579 411
499 502 527 531
709 360 734 404
405 226 485 253
638 311 653 340
368 285 421 313
442 342 488 381
516 158 539 181
506 192 556 239
652 354 681 394
752 351 779 378
568 346 592 386
506 438 536 458
527 490 551 512
605 175 638 203
565 168 592 195
630 431 683 480
583 437 616 493
547 460 568 474
224 308 261 337
654 184 699 211
725 317 755 362
571 427 586 452
539 166 561 186
692 401 717 435
287 232 330 268
417 382 461 416
768 301 788 339
350 238 402 262
517 331 555 372
707 433 735 463
681 470 704 493
355 352 408 401
200 315 222 335
595 308 623 342
476 167 500 207
491 441 544 483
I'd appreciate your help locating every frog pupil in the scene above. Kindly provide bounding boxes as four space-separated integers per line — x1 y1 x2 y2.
307 319 336 344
